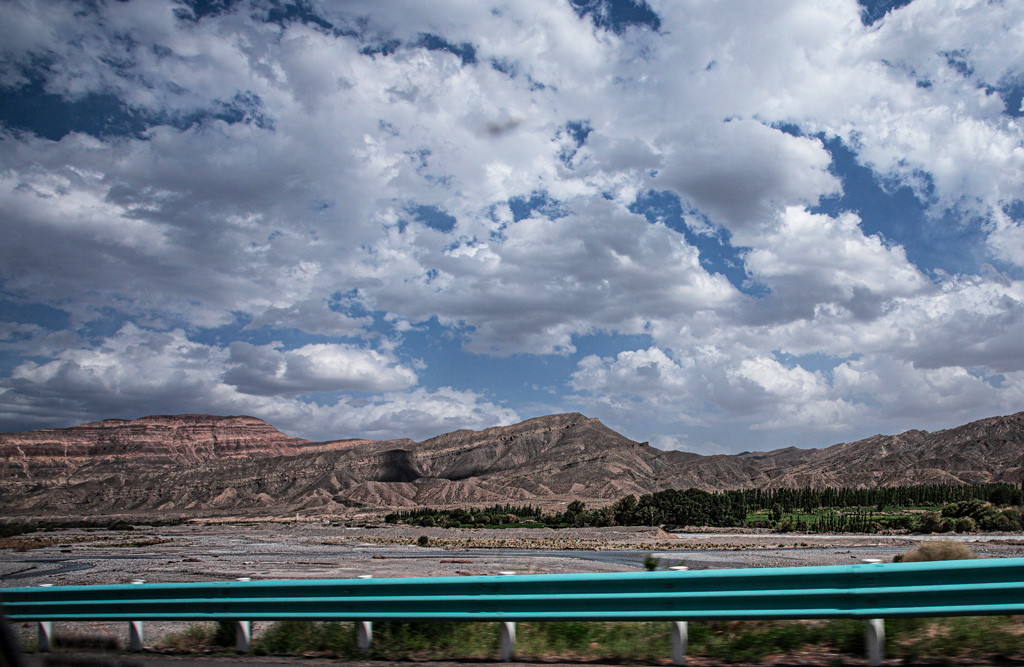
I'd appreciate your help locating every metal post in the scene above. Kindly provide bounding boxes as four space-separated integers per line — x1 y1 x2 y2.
865 618 884 666
670 621 688 665
356 621 372 654
860 558 884 666
127 577 146 652
128 621 144 652
235 621 251 653
37 622 52 653
499 621 516 662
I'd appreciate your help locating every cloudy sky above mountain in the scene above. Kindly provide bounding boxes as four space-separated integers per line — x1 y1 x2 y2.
2 0 1023 453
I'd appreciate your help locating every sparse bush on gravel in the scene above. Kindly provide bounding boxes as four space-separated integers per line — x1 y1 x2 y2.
898 540 976 562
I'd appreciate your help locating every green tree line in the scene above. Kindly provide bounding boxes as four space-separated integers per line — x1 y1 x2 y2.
384 482 1024 533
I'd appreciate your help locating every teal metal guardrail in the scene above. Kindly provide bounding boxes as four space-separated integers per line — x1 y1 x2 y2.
3 557 1024 665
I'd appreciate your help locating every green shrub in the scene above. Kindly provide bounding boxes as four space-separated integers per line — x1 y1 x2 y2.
642 553 659 571
915 511 949 533
979 510 1021 531
774 516 796 532
941 499 989 519
416 534 430 547
954 516 975 533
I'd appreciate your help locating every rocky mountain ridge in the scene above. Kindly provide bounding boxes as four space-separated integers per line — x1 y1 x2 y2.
0 414 371 483
1 410 1022 517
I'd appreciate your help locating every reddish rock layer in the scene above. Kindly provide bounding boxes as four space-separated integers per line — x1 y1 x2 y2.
0 414 370 483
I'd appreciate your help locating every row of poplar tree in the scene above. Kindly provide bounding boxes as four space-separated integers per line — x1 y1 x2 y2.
384 482 1024 532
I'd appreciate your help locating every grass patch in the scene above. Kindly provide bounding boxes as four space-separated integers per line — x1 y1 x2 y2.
255 621 499 660
370 621 499 660
157 616 1024 663
887 616 1024 663
1 536 57 551
517 621 670 662
156 621 237 652
255 621 356 656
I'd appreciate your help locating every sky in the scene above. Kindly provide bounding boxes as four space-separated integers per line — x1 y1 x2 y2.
1 0 1023 454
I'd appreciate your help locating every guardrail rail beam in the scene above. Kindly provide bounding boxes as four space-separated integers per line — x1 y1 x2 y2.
5 558 1024 664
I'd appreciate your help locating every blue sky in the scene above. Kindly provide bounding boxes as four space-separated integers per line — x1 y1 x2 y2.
2 0 1024 453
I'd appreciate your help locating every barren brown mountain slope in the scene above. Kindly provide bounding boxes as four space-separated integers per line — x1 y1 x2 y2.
1 410 1022 517
747 411 1024 488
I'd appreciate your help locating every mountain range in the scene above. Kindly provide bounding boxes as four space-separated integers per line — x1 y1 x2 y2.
2 411 1022 517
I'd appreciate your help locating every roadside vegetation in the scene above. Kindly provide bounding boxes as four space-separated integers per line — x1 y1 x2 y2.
0 519 182 551
154 615 1024 664
385 482 1024 533
0 518 182 539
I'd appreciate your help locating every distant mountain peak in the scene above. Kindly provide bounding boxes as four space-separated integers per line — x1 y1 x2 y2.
2 410 1023 516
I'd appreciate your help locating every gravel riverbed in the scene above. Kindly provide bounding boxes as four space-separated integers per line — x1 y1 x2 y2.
5 523 1024 587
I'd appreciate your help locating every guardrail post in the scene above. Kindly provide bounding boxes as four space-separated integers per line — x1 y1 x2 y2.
37 622 52 653
860 558 884 666
670 621 688 664
500 621 516 661
128 621 144 652
235 621 251 653
127 578 145 652
865 618 884 666
356 621 372 654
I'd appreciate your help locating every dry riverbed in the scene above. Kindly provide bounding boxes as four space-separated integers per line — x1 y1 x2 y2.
4 521 1024 585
